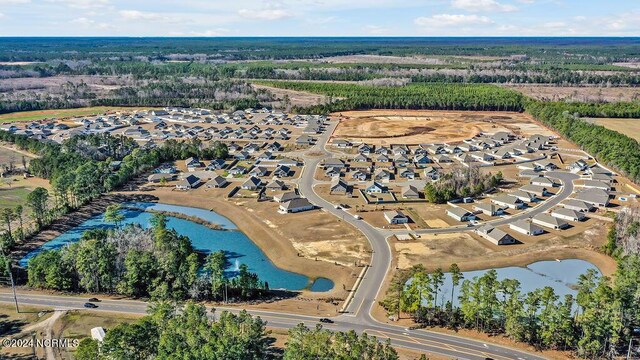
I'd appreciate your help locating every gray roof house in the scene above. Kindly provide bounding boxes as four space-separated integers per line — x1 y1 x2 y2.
574 189 610 207
552 207 586 222
446 207 476 222
473 203 505 216
265 180 286 191
384 211 409 224
561 199 594 212
582 180 611 191
476 226 517 245
402 185 420 199
279 198 314 213
274 191 300 203
492 194 525 209
205 175 228 188
241 176 262 190
510 220 544 236
330 178 350 195
532 213 569 230
176 175 201 190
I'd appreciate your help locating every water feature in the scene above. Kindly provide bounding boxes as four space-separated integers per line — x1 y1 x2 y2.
410 259 600 307
21 202 334 292
310 277 335 292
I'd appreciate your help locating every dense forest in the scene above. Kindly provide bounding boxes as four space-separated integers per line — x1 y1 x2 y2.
74 302 400 360
255 81 526 112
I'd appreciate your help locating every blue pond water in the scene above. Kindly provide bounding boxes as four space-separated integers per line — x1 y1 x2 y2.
310 277 334 292
411 259 600 307
21 202 332 291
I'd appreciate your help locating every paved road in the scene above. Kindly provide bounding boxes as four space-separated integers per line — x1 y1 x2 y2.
0 292 545 360
1 119 557 359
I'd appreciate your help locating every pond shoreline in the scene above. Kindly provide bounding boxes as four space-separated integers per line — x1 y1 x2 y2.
121 205 225 231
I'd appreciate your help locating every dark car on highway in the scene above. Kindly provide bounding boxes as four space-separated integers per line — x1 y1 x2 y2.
319 318 334 324
88 297 100 302
84 303 98 309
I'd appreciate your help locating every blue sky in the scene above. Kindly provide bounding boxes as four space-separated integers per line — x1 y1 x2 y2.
0 0 638 36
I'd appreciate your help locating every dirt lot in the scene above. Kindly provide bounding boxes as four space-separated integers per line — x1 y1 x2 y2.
320 55 447 65
332 110 549 145
585 117 640 142
502 84 640 103
0 106 156 123
252 83 331 108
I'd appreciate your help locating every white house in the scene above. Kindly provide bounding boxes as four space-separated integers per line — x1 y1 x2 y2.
279 198 314 213
476 226 517 245
384 210 409 224
551 208 586 222
510 220 544 236
532 213 569 230
473 203 505 216
446 207 476 222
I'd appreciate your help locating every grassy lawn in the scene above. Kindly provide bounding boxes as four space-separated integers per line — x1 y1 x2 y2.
0 106 160 123
0 186 32 208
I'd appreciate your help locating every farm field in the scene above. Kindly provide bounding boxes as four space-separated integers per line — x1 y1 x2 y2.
585 117 640 142
0 106 158 123
333 109 551 145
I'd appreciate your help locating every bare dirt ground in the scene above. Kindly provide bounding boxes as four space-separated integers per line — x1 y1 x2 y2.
252 83 331 108
502 84 640 103
585 117 640 142
613 62 640 69
332 110 545 145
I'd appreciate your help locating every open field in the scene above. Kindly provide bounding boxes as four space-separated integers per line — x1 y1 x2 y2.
333 110 549 145
502 84 640 103
320 55 447 65
585 117 640 142
252 83 331 108
0 106 157 123
0 303 54 359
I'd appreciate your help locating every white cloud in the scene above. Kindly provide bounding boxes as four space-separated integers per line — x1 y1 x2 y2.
119 10 169 22
415 14 493 27
237 8 293 21
0 0 30 3
451 0 517 12
0 13 4 18
70 17 93 25
190 28 231 36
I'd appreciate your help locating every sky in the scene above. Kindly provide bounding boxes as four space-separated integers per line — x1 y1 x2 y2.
0 0 638 37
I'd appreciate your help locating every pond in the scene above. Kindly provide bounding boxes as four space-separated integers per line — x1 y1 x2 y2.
413 259 600 307
21 202 333 292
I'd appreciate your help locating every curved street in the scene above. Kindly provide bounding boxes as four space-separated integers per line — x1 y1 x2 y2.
0 119 569 360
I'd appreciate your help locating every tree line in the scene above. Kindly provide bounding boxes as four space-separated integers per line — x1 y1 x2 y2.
27 212 268 301
256 81 527 113
381 252 640 358
74 301 401 360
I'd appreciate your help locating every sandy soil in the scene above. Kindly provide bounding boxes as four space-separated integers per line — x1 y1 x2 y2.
320 55 447 65
502 84 640 103
333 110 542 145
585 117 640 142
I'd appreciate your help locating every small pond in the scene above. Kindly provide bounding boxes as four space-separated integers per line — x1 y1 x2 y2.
410 259 600 307
21 202 334 292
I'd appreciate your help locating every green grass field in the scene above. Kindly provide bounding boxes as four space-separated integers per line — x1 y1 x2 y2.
0 186 32 208
0 106 160 123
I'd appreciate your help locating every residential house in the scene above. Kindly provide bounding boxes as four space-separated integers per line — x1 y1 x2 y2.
569 160 589 173
434 154 453 163
492 194 525 210
249 166 268 177
354 154 369 162
325 167 342 178
374 169 393 182
562 199 594 212
206 159 226 171
402 185 420 199
574 189 610 207
176 175 201 190
273 165 292 178
148 173 177 183
473 203 505 216
399 168 416 180
520 184 551 197
530 177 557 187
582 180 611 191
423 166 439 180
333 139 352 148
323 158 346 169
510 220 544 236
278 158 300 167
446 207 476 222
185 157 202 169
241 176 262 190
205 176 228 188
476 226 517 245
384 211 409 224
414 154 431 166
532 213 569 230
228 165 247 176
274 191 300 203
511 190 538 203
351 170 368 181
330 178 350 195
265 180 286 191
365 181 388 194
358 144 372 155
279 198 314 213
551 208 586 222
